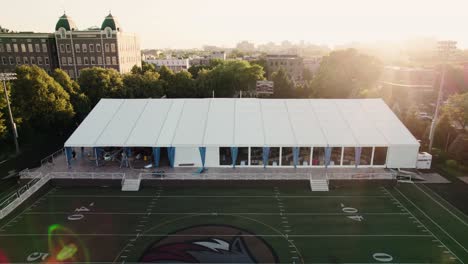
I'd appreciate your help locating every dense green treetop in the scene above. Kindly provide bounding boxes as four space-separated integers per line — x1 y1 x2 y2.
311 49 382 98
52 69 90 121
443 92 468 130
78 67 124 106
12 65 74 130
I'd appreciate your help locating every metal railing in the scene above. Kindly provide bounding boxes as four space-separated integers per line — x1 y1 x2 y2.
40 148 65 167
140 171 396 181
49 172 125 180
326 172 396 180
0 171 47 219
139 172 312 180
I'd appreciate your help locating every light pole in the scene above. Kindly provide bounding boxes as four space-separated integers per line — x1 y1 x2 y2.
0 73 19 155
428 41 457 152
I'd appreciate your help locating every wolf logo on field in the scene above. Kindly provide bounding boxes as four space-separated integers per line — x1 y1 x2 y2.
141 236 255 263
139 225 279 263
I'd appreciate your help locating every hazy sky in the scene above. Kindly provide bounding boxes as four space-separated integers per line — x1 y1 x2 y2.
3 0 468 49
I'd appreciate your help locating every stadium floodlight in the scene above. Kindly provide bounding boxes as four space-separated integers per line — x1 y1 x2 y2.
0 72 20 155
428 41 457 152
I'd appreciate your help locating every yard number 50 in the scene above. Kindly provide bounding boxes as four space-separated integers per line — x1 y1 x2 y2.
27 252 49 262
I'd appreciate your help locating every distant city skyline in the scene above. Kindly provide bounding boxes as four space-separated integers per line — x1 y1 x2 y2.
4 0 468 49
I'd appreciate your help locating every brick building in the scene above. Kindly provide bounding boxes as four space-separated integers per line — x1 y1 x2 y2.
0 32 59 73
0 13 141 78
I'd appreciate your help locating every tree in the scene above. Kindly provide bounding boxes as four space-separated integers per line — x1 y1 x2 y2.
197 60 265 97
311 49 382 98
271 68 295 98
12 65 74 131
0 82 8 139
78 67 124 106
131 61 156 75
52 69 90 121
122 71 164 98
167 71 196 98
401 109 429 140
303 69 314 82
188 59 225 79
158 65 175 82
443 92 468 130
434 114 456 151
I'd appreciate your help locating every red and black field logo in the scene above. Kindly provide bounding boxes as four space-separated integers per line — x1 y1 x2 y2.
139 225 279 263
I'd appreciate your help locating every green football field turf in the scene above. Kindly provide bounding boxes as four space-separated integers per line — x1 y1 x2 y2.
0 182 467 263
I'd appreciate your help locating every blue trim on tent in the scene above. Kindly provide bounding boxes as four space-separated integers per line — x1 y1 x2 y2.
293 147 300 168
167 147 176 168
65 147 72 168
152 147 161 168
325 147 332 167
262 147 270 168
93 147 100 166
355 147 362 167
126 147 132 157
199 147 206 169
231 147 238 168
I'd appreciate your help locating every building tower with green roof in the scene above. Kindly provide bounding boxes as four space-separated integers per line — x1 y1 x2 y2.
54 12 140 79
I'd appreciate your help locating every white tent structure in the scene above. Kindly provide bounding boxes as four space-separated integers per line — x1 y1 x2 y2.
64 98 420 169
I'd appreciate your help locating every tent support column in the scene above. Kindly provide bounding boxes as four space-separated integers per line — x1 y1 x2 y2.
262 147 270 168
94 147 99 167
231 147 238 168
167 147 176 168
355 147 362 168
199 147 206 172
65 147 72 169
152 147 160 168
325 146 332 168
293 147 300 168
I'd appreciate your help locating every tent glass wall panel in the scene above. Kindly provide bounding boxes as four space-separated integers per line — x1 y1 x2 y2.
330 147 342 166
268 147 280 166
373 147 388 165
236 147 249 166
281 147 293 166
312 147 325 166
360 147 373 165
298 147 311 166
342 147 355 166
219 147 232 166
250 147 263 166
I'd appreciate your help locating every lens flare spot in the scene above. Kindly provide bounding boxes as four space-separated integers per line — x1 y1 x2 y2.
46 224 89 262
56 243 77 261
0 249 9 263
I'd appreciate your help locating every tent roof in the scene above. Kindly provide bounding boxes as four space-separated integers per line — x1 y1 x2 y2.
65 98 420 148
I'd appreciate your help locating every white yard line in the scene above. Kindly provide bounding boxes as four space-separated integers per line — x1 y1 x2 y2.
0 233 434 237
274 186 303 264
420 184 468 218
113 186 163 263
0 262 439 264
0 187 55 231
396 187 468 255
47 194 389 198
416 184 468 227
392 187 465 263
22 212 409 216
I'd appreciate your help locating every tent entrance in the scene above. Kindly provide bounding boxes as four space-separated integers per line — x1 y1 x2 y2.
158 147 170 168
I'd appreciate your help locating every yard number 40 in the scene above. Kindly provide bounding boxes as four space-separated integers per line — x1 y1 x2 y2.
67 204 93 221
341 205 364 222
